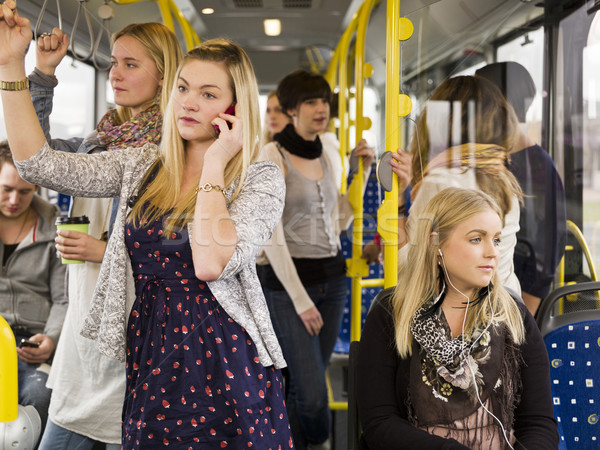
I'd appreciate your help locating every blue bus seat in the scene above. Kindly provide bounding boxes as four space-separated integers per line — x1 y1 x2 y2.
536 281 600 449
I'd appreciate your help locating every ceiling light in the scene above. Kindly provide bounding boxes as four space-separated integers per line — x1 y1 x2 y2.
201 8 214 14
264 19 281 37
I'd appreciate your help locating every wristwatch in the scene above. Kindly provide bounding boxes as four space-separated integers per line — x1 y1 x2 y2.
0 79 29 91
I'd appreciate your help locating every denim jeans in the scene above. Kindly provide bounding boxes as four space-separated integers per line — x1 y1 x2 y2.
16 337 52 433
39 420 121 450
264 275 347 450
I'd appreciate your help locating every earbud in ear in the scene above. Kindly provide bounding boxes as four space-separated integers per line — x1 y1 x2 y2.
438 249 443 257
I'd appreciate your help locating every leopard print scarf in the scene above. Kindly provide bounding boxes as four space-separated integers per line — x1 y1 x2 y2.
410 296 498 404
408 293 523 447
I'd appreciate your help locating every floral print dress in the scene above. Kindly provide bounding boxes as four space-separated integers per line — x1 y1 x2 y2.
121 215 293 449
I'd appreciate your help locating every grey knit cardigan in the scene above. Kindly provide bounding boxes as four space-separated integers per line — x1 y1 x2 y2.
16 142 287 368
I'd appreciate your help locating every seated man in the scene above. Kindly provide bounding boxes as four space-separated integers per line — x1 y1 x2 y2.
0 140 67 428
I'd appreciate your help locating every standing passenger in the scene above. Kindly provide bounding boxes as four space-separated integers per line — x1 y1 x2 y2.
357 187 558 449
264 90 291 143
0 7 292 448
476 62 567 315
30 23 182 449
258 69 374 450
392 76 523 296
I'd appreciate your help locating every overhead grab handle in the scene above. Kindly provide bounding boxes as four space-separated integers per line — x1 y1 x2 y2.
34 0 63 40
71 0 95 61
91 0 113 70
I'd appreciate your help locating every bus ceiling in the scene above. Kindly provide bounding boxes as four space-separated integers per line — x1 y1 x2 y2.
17 0 544 90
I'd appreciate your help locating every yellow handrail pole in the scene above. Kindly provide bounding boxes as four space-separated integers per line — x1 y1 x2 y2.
324 48 340 135
113 0 200 50
566 220 598 281
112 0 142 5
556 221 599 312
325 3 364 104
155 0 175 32
0 316 18 422
185 21 201 48
557 252 565 287
380 0 401 289
361 278 384 288
168 0 199 50
325 370 347 410
379 3 413 289
348 0 379 343
324 3 363 415
337 11 361 196
324 47 339 88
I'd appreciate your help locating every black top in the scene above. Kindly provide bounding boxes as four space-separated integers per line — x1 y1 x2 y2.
2 243 18 266
257 249 345 290
509 144 567 299
356 294 559 450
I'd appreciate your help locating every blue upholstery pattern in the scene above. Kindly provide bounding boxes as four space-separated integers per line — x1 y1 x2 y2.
545 320 600 449
336 170 384 354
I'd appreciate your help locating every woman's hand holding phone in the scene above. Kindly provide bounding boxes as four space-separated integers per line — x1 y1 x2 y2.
207 103 243 168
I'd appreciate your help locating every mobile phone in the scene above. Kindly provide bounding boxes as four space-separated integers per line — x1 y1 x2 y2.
213 104 236 134
19 339 41 348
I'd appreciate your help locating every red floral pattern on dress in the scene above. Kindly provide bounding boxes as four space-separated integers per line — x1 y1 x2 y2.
122 216 293 448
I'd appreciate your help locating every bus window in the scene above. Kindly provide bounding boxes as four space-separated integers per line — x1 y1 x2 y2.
583 10 600 275
497 27 544 145
554 4 600 280
0 44 96 141
349 86 380 153
452 61 486 77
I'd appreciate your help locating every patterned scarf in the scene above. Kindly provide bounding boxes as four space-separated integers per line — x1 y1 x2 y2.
412 143 508 200
96 104 162 151
407 293 523 448
273 123 322 159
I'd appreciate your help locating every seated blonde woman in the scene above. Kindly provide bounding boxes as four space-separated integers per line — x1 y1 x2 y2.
357 188 558 450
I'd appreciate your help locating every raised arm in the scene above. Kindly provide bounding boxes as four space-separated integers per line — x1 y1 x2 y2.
218 162 285 277
190 109 269 281
29 27 85 153
35 26 68 77
0 3 48 161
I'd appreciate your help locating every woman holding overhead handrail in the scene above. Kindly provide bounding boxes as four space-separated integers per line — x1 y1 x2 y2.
0 3 293 448
30 21 181 449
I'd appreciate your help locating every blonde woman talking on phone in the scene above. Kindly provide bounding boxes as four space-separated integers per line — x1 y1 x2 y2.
0 5 293 447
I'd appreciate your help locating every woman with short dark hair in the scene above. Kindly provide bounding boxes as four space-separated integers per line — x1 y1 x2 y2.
258 69 374 449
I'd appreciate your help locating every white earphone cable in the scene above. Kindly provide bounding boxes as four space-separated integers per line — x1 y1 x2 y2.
438 253 514 450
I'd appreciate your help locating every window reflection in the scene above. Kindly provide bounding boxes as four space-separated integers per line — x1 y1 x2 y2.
582 10 600 274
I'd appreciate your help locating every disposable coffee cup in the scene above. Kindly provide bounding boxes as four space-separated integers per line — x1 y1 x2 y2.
55 215 90 264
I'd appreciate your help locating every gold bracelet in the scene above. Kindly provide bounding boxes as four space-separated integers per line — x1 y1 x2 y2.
0 79 29 91
195 182 227 198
